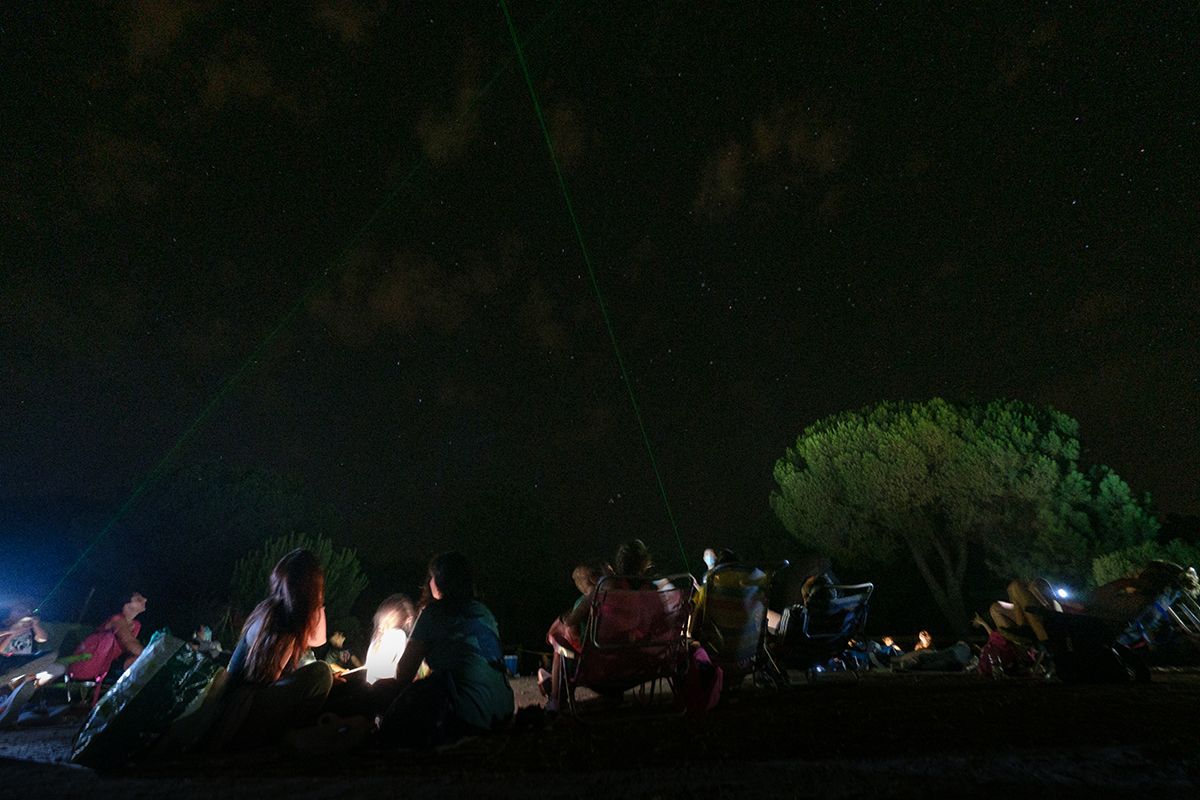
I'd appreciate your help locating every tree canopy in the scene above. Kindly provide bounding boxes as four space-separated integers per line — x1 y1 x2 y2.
770 398 1159 631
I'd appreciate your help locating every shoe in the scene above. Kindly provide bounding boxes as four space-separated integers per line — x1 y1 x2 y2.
0 678 38 729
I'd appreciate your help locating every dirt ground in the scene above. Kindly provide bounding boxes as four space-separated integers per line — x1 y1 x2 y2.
3 671 1199 798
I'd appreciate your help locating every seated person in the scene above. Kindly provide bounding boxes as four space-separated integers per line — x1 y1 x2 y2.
701 547 739 576
0 603 49 670
0 603 65 726
364 594 417 686
544 540 664 711
539 561 605 697
378 552 513 747
190 625 224 659
1087 561 1199 645
68 592 148 687
892 640 972 672
211 550 332 750
323 631 362 672
981 578 1062 643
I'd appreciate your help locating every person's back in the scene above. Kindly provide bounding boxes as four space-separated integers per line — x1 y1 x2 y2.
411 598 511 731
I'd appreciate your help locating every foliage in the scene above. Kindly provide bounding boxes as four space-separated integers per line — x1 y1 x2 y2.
71 463 344 629
770 398 1159 631
230 532 368 631
1092 539 1200 586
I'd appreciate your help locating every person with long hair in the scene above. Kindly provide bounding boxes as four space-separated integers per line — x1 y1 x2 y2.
364 593 417 686
379 552 512 747
214 549 332 749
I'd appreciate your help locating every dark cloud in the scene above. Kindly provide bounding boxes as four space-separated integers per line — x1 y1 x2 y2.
694 100 850 218
693 140 746 218
202 31 277 110
547 104 590 172
112 0 199 73
310 0 389 45
414 53 483 165
78 132 167 211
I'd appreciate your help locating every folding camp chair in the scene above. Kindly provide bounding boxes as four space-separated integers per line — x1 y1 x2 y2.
770 582 874 682
692 562 780 688
562 574 694 715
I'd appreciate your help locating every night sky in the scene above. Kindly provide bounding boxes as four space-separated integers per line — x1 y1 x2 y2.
3 3 1197 605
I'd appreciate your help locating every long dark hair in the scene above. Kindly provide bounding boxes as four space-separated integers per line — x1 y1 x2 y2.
240 549 324 684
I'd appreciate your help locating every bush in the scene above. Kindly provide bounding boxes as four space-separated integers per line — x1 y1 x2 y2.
230 532 368 633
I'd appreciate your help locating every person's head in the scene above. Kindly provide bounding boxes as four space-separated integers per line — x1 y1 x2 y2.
702 547 738 572
572 562 605 595
917 630 933 648
241 549 325 683
426 552 475 604
329 631 346 649
615 539 653 577
123 593 148 620
194 625 212 642
373 593 417 637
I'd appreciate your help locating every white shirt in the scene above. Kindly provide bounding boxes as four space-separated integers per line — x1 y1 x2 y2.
365 628 409 685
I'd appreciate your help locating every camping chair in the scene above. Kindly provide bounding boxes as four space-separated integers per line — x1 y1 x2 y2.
770 582 874 682
693 562 780 688
1166 591 1200 637
562 574 695 715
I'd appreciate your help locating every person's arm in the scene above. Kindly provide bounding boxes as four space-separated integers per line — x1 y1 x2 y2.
30 617 49 644
563 589 594 630
393 638 429 685
307 606 327 649
113 617 143 657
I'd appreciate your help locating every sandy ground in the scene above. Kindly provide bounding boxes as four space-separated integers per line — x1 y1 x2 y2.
3 672 1199 798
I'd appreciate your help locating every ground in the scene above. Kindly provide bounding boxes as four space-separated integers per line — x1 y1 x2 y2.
3 672 1199 798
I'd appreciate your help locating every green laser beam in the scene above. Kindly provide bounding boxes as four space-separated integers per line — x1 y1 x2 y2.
499 0 690 574
37 0 582 614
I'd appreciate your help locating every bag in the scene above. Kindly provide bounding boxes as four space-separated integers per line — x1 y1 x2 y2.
72 631 222 769
978 631 1032 677
681 645 723 715
68 630 120 682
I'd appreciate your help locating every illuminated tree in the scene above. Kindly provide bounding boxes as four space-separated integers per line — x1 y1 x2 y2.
770 399 1158 632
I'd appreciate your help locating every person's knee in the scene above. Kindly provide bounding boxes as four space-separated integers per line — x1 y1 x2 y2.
295 661 334 699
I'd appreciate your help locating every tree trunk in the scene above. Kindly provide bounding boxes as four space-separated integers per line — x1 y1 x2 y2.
907 544 971 637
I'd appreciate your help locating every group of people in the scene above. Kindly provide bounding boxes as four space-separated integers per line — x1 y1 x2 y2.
211 549 513 750
3 542 1198 750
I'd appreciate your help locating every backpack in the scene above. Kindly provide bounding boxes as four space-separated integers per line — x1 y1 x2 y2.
68 620 142 682
978 631 1032 677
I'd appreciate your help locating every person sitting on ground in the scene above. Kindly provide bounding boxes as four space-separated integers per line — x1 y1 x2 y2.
190 625 224 659
365 594 417 686
212 549 332 750
379 552 513 747
67 592 148 689
892 639 972 672
323 631 362 673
